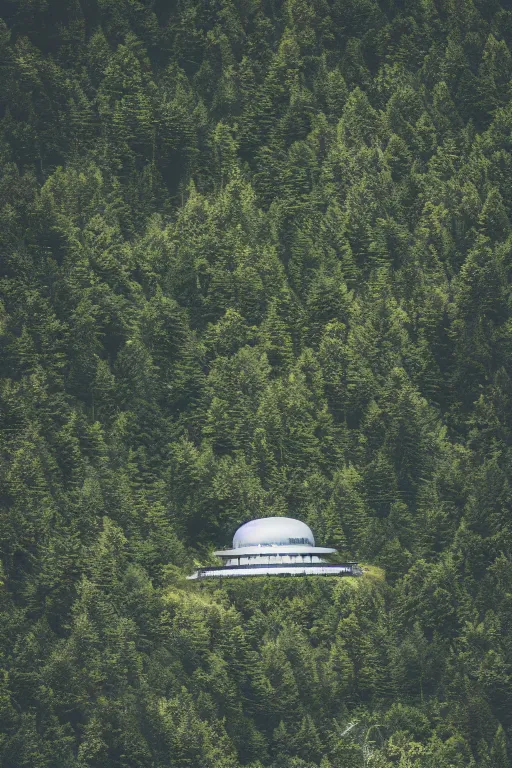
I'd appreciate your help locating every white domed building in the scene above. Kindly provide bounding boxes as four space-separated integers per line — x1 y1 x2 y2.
187 517 361 579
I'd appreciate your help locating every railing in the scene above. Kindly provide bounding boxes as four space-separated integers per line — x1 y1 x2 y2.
190 562 361 579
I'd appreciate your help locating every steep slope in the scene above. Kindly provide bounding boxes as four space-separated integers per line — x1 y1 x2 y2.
1 0 512 765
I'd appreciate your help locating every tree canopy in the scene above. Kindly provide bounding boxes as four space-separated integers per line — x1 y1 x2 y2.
1 0 512 765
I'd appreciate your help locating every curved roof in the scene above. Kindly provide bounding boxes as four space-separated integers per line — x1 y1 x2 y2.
233 517 315 549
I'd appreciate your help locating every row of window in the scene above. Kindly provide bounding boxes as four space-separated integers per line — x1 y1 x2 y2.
226 554 324 565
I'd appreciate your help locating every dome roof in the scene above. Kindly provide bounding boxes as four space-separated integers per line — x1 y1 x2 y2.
233 517 315 549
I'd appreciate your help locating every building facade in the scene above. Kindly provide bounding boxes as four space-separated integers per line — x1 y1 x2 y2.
187 517 362 579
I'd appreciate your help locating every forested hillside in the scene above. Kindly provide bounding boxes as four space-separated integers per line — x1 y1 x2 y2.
1 0 512 765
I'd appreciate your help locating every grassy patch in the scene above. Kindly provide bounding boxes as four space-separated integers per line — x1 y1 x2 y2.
359 563 386 582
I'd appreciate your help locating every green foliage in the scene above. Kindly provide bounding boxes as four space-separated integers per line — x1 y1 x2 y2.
1 0 512 765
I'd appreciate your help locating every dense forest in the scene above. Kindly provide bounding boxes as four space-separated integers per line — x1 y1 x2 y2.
1 0 512 765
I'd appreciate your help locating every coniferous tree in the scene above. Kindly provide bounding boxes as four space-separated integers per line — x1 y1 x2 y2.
2 1 512 765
